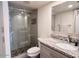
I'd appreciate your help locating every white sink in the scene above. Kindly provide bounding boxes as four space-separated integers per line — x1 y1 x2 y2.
56 43 78 51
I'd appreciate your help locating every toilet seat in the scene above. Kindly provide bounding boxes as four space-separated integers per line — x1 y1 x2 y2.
27 47 40 57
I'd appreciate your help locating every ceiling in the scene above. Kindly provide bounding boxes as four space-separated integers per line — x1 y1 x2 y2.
53 1 79 15
9 1 51 9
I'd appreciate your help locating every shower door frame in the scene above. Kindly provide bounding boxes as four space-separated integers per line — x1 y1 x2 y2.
9 6 31 57
0 1 11 58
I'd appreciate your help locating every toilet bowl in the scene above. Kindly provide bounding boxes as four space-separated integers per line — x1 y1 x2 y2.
27 47 40 58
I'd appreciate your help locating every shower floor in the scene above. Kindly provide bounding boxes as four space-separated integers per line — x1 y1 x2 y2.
11 46 30 57
14 52 40 58
14 52 29 58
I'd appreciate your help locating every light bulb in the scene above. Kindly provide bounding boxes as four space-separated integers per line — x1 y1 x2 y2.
68 5 73 8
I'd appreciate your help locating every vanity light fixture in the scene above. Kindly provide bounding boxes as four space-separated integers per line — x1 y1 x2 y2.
68 5 73 8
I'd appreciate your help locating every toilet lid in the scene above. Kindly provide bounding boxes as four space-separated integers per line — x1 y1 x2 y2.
27 47 40 54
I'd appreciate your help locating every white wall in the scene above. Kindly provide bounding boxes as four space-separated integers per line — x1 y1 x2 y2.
37 1 66 38
37 3 51 38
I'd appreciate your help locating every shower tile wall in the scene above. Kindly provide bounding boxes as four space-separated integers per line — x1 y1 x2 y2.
30 10 38 47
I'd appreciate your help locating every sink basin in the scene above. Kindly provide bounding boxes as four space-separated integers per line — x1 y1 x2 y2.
56 43 78 51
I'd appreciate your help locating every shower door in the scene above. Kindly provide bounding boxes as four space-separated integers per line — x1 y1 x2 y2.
9 7 31 57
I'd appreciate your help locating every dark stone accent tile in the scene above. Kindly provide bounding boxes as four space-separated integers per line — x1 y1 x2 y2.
11 46 30 57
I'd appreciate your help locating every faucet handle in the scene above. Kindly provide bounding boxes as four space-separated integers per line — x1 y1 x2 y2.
74 39 79 46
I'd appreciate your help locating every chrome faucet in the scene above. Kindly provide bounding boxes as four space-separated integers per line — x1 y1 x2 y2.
66 35 72 43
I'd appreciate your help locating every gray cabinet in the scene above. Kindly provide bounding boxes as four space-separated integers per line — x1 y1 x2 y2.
40 43 68 58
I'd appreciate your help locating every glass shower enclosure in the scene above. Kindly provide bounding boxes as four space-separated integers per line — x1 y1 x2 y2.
9 7 31 57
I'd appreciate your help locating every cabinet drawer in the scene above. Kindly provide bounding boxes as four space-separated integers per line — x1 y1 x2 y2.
40 44 52 58
49 47 67 58
40 43 68 58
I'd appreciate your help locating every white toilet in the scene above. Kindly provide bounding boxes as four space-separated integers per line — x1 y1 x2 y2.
27 47 40 58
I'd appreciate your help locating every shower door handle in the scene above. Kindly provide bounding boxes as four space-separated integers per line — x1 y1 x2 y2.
1 26 5 43
1 26 4 33
2 36 5 43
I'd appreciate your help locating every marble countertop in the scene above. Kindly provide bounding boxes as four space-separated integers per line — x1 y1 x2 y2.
38 38 79 58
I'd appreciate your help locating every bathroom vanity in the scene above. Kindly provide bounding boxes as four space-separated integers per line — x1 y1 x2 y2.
40 43 70 58
38 38 79 58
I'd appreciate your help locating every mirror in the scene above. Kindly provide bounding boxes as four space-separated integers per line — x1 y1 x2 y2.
52 1 79 38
